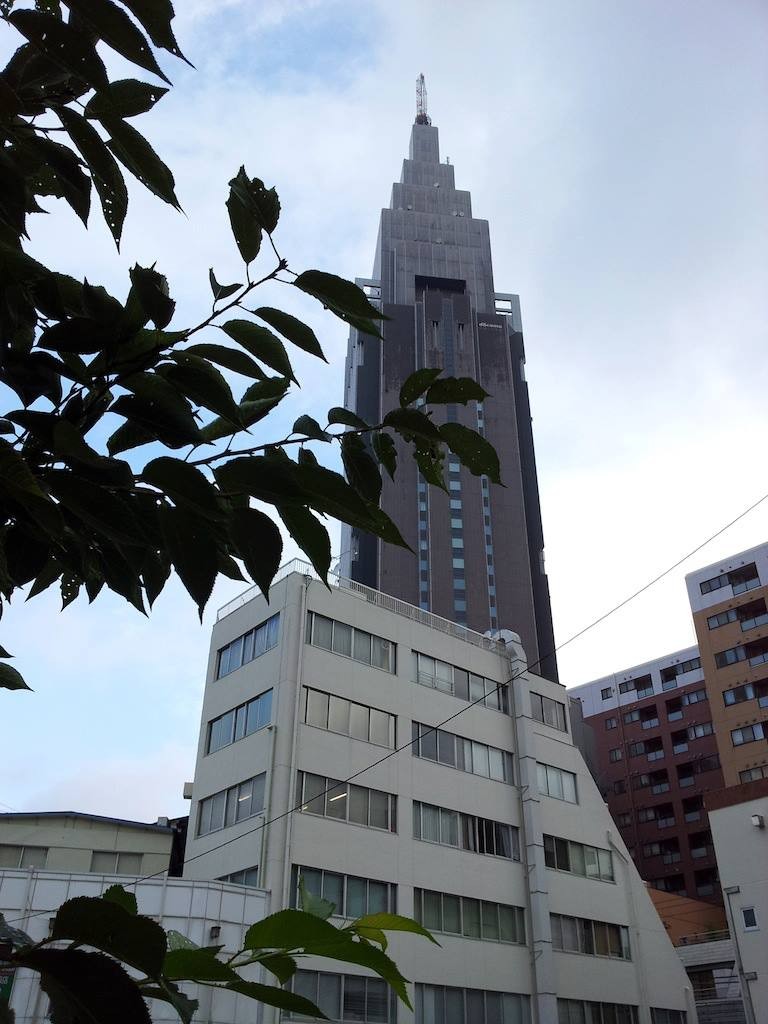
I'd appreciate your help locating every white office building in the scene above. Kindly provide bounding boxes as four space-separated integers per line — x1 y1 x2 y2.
184 562 696 1024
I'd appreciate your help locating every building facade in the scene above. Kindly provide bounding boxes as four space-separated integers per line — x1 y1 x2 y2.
0 811 177 878
340 112 557 681
707 778 768 1024
570 650 723 903
184 563 694 1024
686 544 768 788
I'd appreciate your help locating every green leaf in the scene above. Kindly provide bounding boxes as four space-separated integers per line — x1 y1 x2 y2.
119 0 189 64
228 166 280 233
128 264 175 329
0 420 15 435
85 78 168 119
228 506 282 598
26 135 91 226
163 948 237 982
220 320 295 382
66 0 171 84
226 170 261 264
102 885 137 916
142 457 223 520
414 448 446 491
242 909 338 950
37 317 116 355
164 352 241 423
8 11 108 90
293 415 328 442
200 378 289 442
341 433 381 503
399 368 441 407
303 936 411 1008
425 376 489 405
350 913 439 944
371 432 397 480
0 646 11 658
298 876 335 920
327 407 367 429
439 422 501 483
106 419 157 456
137 982 197 1024
165 930 199 951
104 116 180 209
184 342 265 381
0 438 62 537
19 947 151 1024
382 407 442 441
293 270 383 321
111 373 203 448
51 896 166 978
0 666 29 694
208 269 242 302
160 505 219 617
253 307 325 361
141 550 171 607
45 471 146 547
58 107 128 246
277 504 331 583
225 980 328 1019
255 952 297 984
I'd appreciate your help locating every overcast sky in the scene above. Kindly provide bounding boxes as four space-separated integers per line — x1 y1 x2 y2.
2 0 767 821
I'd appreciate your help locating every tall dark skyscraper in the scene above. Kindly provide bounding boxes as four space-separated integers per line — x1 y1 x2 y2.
341 84 558 681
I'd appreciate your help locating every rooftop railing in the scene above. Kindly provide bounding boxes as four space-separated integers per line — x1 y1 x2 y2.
217 559 510 656
677 928 731 946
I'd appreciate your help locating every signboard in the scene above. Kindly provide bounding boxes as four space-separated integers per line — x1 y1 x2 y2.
0 966 14 1005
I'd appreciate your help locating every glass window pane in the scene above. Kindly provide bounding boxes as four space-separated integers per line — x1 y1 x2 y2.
293 969 317 1008
242 630 255 664
253 622 268 657
318 974 341 1019
367 979 389 1023
313 615 333 649
343 975 366 1021
443 895 461 933
441 809 459 846
348 785 368 825
488 747 505 781
470 674 485 701
372 636 392 671
472 742 490 777
367 880 388 914
555 838 571 871
435 659 453 691
481 901 500 940
562 772 577 803
302 773 326 815
328 695 350 734
90 851 116 873
306 689 329 728
235 780 253 821
353 629 372 664
322 872 344 915
569 842 586 876
234 705 247 741
346 876 366 917
332 620 352 656
454 668 469 700
217 646 230 678
499 905 519 943
266 614 279 649
423 890 442 930
368 790 389 830
544 834 556 868
438 730 456 766
503 995 524 1024
549 766 565 800
228 636 243 671
326 781 348 819
463 898 481 937
584 846 600 878
115 852 141 874
486 992 503 1024
211 789 226 830
349 702 369 741
299 867 322 906
466 990 484 1022
420 725 438 761
245 700 263 736
422 804 440 842
598 849 614 880
370 709 391 746
446 990 464 1024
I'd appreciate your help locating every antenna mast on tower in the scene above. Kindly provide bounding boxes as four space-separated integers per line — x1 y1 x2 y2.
415 73 431 125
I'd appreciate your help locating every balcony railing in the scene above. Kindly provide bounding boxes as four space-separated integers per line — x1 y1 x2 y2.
678 928 730 946
741 611 768 631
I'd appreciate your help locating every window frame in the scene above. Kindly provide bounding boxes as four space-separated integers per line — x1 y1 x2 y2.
215 613 280 680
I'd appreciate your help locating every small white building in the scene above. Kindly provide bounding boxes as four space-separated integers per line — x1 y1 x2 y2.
184 562 697 1024
707 779 768 1024
0 868 268 1023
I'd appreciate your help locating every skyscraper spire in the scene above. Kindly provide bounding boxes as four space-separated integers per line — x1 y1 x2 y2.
415 72 431 125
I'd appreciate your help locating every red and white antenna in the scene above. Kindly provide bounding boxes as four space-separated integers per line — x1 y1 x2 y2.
415 73 431 125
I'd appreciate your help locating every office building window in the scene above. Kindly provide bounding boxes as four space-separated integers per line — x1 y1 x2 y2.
741 907 758 931
288 969 394 1022
0 845 48 869
90 851 142 874
306 612 395 673
700 563 759 595
296 772 396 833
551 914 631 960
206 689 273 754
415 985 530 1024
624 710 639 724
414 889 525 944
216 613 279 679
412 652 508 712
601 687 613 700
618 680 634 694
708 608 738 629
543 835 614 882
220 866 260 887
650 1012 687 1024
613 779 627 795
740 764 768 783
731 722 765 746
302 687 396 748
609 748 622 762
197 774 266 837
412 723 513 783
558 1003 639 1024
616 812 632 827
605 717 618 730
530 693 567 731
537 763 577 803
292 866 396 917
688 722 713 739
413 801 520 860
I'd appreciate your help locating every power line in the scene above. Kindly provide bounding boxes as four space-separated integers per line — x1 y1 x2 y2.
4 486 768 926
